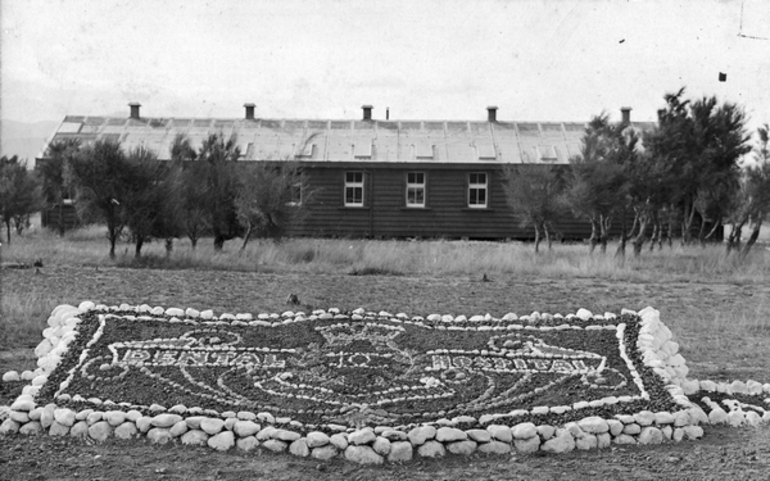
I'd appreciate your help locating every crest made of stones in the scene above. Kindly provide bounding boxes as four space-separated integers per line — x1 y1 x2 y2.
65 313 638 427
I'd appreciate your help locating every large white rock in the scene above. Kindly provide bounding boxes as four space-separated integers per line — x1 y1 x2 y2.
289 438 310 457
88 421 113 442
208 431 235 451
180 429 209 445
512 422 538 439
232 420 260 438
200 417 225 435
575 433 598 451
709 407 729 424
147 427 173 444
48 421 70 436
114 422 138 439
273 429 301 442
487 424 513 443
348 428 376 446
104 411 126 427
345 445 384 464
388 441 413 462
577 416 609 434
19 421 43 436
152 413 183 428
447 440 477 455
305 431 331 448
237 436 260 451
312 445 338 460
262 439 288 452
170 420 188 437
513 436 540 453
53 408 76 427
541 429 575 454
330 433 349 450
407 426 436 445
638 427 664 445
372 437 391 456
435 427 467 442
417 440 446 458
2 371 20 382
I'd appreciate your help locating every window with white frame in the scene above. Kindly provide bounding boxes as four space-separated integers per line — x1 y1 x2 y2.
287 180 302 206
406 172 426 207
344 171 365 207
468 172 488 208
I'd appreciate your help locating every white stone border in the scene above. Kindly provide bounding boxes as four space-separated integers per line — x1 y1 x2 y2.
2 302 763 463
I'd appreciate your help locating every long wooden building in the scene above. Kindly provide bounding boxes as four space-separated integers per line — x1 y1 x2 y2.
38 103 655 239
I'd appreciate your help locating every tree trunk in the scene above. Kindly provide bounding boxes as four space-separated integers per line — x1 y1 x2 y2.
726 220 746 254
214 235 225 251
190 236 198 250
241 222 253 252
58 201 65 237
4 219 11 244
599 214 611 254
533 224 541 254
632 215 650 257
109 236 117 259
704 220 721 242
544 222 552 251
165 238 173 257
697 211 707 246
740 220 762 257
135 237 144 258
648 221 659 252
615 213 630 258
588 218 599 254
682 200 697 245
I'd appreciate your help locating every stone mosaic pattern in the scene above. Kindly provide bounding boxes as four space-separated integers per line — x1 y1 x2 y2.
2 302 769 463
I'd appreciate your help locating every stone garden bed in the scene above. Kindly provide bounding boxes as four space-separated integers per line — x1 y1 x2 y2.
1 302 769 464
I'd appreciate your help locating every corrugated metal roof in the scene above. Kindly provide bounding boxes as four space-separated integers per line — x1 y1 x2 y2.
40 114 655 164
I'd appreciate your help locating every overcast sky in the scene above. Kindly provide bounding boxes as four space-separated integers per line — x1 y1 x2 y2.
2 0 769 130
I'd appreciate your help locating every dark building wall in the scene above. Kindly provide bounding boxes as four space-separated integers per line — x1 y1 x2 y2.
289 162 595 239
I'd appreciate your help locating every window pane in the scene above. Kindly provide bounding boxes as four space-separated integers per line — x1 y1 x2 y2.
415 172 424 184
415 189 424 204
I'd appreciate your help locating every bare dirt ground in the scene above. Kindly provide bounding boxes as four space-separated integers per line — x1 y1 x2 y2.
2 265 770 480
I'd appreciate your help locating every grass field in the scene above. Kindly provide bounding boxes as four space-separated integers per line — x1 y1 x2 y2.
2 225 770 480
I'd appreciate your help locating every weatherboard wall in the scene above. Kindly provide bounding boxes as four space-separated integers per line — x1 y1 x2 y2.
287 162 594 240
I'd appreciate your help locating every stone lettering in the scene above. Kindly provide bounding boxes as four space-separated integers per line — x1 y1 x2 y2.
122 349 150 365
177 350 208 365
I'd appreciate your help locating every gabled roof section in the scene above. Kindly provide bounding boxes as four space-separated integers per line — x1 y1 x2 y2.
40 115 656 164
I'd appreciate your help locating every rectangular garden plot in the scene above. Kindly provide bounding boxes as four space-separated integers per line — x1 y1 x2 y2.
36 307 682 430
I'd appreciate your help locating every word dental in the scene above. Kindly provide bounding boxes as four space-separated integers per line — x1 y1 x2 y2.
118 348 286 368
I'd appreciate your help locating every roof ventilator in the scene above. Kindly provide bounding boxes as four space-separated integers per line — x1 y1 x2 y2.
244 103 256 120
129 102 141 119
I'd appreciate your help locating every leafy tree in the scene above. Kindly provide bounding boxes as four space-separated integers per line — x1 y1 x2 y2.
235 162 310 251
122 147 174 257
196 133 242 250
0 156 41 243
644 88 751 244
501 164 563 252
564 114 632 253
169 135 207 249
39 139 81 235
65 139 133 258
726 124 770 256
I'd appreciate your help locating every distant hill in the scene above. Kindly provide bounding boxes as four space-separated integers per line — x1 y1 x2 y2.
1 119 60 167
